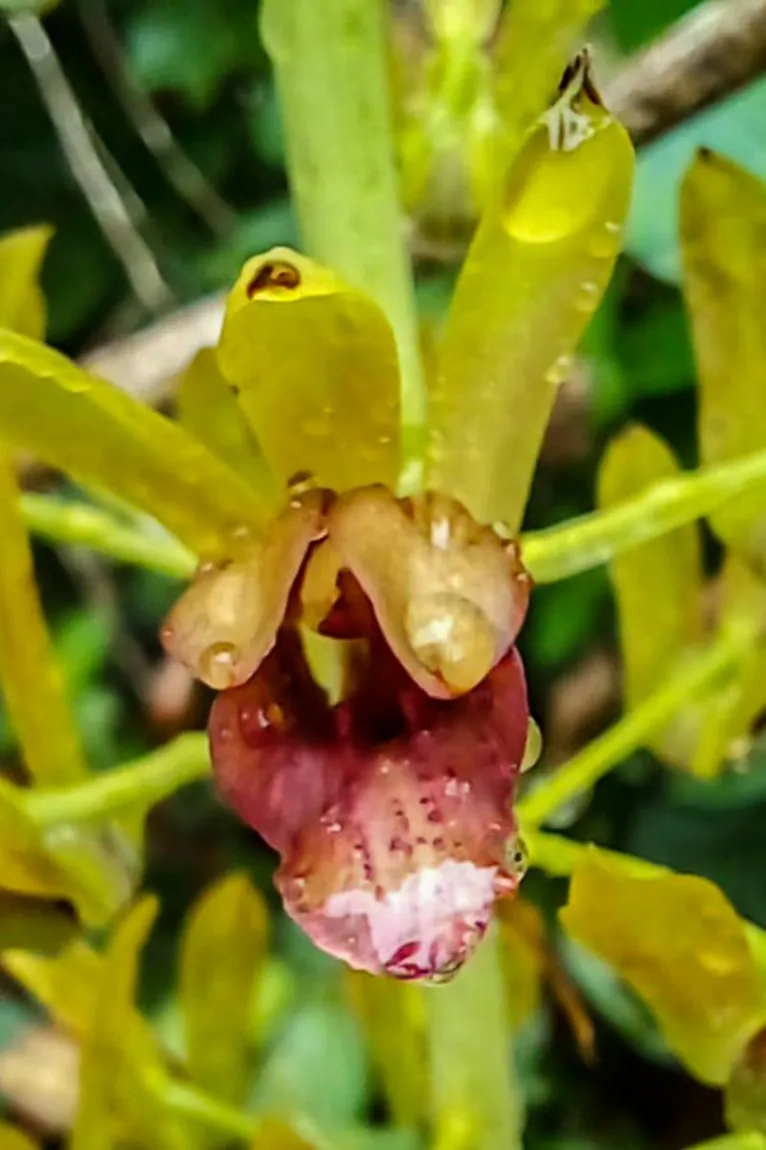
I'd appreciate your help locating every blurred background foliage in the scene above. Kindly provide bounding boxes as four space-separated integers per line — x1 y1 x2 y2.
2 0 766 1148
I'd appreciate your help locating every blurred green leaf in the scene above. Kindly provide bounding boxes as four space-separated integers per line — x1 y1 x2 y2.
561 847 766 1083
180 872 268 1106
627 79 766 282
253 1000 368 1129
346 971 427 1126
126 0 262 109
609 0 701 51
72 896 187 1150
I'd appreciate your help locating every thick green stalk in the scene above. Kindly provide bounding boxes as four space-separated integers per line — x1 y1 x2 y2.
427 927 522 1150
260 0 427 491
684 1137 766 1150
518 627 753 829
21 494 195 579
261 3 519 1147
522 447 766 583
22 733 210 827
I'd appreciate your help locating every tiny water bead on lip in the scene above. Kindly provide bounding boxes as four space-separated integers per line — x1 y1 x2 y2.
166 484 532 981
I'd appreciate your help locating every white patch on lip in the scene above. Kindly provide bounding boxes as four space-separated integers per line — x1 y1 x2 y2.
322 858 498 972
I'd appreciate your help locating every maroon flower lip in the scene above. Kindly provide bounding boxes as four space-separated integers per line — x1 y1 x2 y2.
164 485 532 981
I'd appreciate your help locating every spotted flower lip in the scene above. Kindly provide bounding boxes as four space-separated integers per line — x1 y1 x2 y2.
209 629 529 981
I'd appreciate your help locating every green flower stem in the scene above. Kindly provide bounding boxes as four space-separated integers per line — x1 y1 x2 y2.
427 927 522 1150
518 627 753 829
521 447 766 584
260 0 427 492
160 1078 258 1142
21 733 210 828
21 494 195 579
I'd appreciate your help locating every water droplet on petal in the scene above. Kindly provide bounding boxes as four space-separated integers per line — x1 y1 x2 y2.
200 641 239 689
544 354 573 386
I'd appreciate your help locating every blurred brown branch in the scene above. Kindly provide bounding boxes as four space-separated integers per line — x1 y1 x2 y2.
604 0 766 147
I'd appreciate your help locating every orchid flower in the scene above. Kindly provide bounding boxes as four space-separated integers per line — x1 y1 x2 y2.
0 55 632 982
159 55 633 982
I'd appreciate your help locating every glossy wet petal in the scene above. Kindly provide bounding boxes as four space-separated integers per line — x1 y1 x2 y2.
161 489 328 689
178 347 278 502
428 54 634 532
327 485 530 698
217 248 401 492
209 640 529 981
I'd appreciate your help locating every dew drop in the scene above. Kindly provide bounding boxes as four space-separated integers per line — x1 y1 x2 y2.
589 223 622 260
544 354 573 386
574 279 599 314
303 415 331 438
200 642 238 688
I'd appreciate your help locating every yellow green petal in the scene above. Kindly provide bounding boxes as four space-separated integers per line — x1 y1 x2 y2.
346 971 426 1126
690 557 766 779
180 872 268 1105
597 424 704 767
681 151 766 568
217 248 401 493
0 225 52 340
0 1123 39 1150
489 0 605 183
0 330 268 558
72 897 187 1150
0 451 86 785
428 55 634 531
178 348 278 502
561 847 766 1084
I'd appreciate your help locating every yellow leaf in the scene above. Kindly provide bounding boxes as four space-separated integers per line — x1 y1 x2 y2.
0 892 76 954
217 248 401 493
0 1122 39 1150
2 938 102 1040
597 424 704 767
72 896 187 1150
0 330 268 559
428 55 634 531
681 150 766 568
251 1117 318 1150
178 348 278 501
726 1026 766 1135
0 225 52 340
180 873 268 1105
497 898 546 1028
0 782 130 926
561 847 766 1084
346 970 426 1126
690 556 766 778
0 451 86 785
